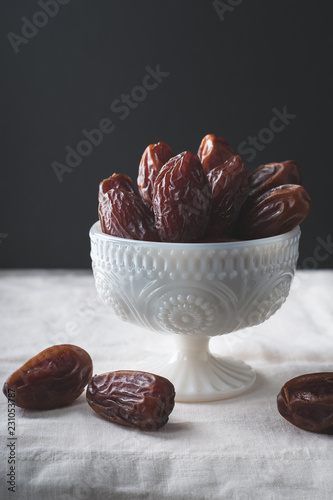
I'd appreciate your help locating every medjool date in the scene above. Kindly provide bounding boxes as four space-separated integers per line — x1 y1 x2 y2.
233 184 312 240
3 344 93 410
206 155 248 236
277 373 333 434
248 161 302 199
98 173 135 204
99 188 159 241
153 151 212 242
198 134 235 174
86 370 175 430
137 142 173 210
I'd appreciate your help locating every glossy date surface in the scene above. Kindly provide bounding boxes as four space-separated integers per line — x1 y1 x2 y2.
2 344 93 410
86 370 175 430
153 151 212 242
198 134 235 174
277 372 333 434
98 173 135 204
99 188 159 241
153 151 212 243
248 161 302 199
97 137 312 243
137 141 173 210
233 184 312 240
207 155 248 236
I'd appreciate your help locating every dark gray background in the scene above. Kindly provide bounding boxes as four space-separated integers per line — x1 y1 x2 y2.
1 0 332 268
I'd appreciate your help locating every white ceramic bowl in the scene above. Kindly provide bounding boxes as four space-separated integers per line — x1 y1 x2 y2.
90 222 300 402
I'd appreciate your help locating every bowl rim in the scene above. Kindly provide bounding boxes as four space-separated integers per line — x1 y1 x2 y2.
89 222 301 249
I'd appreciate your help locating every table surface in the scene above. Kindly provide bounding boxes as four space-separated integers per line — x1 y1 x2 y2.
1 269 333 500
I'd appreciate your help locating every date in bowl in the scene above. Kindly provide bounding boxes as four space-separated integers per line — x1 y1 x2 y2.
90 222 300 402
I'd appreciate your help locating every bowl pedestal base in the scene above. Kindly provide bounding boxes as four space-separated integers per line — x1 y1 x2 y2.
139 335 256 403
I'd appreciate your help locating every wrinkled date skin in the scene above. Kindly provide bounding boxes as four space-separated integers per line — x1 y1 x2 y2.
206 155 249 237
98 173 135 205
99 188 159 241
137 142 174 210
234 184 312 240
153 151 212 242
248 161 302 199
86 370 175 430
277 373 333 434
2 344 93 410
198 134 235 174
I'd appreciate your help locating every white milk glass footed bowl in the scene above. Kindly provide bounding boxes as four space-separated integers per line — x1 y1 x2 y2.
90 222 300 402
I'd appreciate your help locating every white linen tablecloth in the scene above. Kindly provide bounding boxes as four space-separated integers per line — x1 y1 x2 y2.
0 269 332 500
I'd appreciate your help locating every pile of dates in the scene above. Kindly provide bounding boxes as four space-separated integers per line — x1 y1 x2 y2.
98 134 312 242
3 344 175 431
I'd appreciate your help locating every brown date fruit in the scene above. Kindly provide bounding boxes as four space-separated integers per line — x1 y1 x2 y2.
86 370 175 430
2 344 93 410
198 134 235 174
99 188 159 241
248 160 302 199
277 373 333 434
98 173 135 205
233 184 312 240
153 151 212 242
206 155 249 237
137 141 174 210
